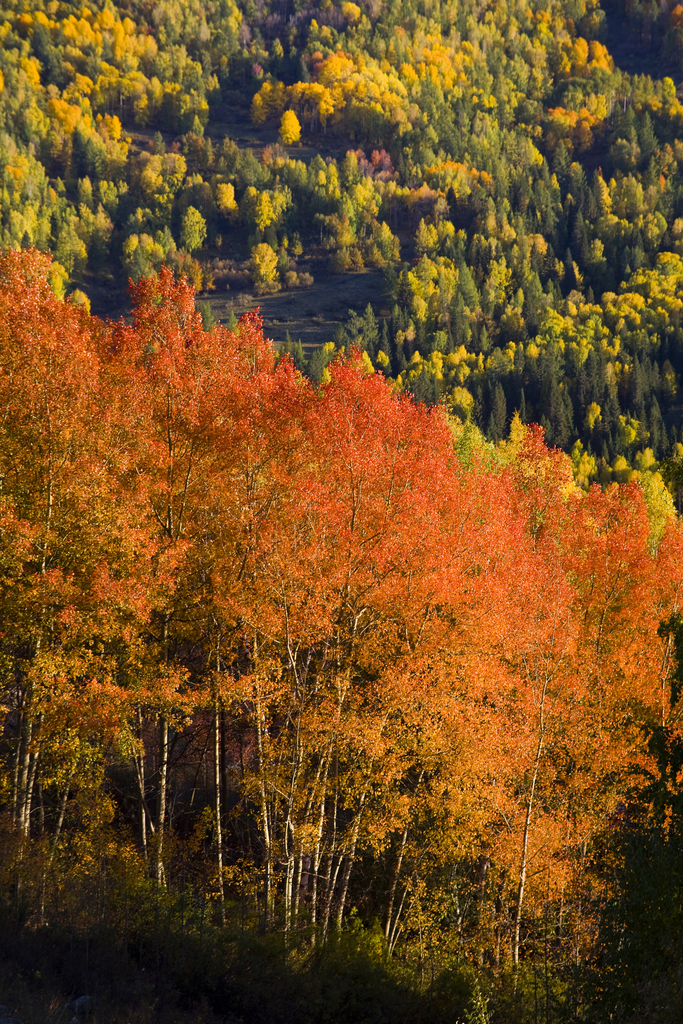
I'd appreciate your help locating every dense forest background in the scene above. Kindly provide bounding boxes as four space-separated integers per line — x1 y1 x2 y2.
5 0 683 484
3 0 683 1020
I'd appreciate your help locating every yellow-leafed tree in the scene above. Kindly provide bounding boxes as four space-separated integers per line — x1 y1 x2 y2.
250 242 279 291
279 110 301 145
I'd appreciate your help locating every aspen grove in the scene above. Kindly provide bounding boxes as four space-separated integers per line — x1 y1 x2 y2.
1 247 683 1021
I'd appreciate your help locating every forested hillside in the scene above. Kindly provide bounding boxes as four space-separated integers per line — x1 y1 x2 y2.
1 247 683 1024
3 0 683 481
4 0 683 1019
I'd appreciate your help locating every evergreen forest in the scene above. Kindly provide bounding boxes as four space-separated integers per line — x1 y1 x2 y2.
3 0 683 1019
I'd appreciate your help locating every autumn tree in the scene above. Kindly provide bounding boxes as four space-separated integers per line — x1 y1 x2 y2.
0 249 150 865
180 206 207 253
279 110 301 145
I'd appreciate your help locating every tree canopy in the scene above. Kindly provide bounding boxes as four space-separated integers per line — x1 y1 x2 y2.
1 247 683 1021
